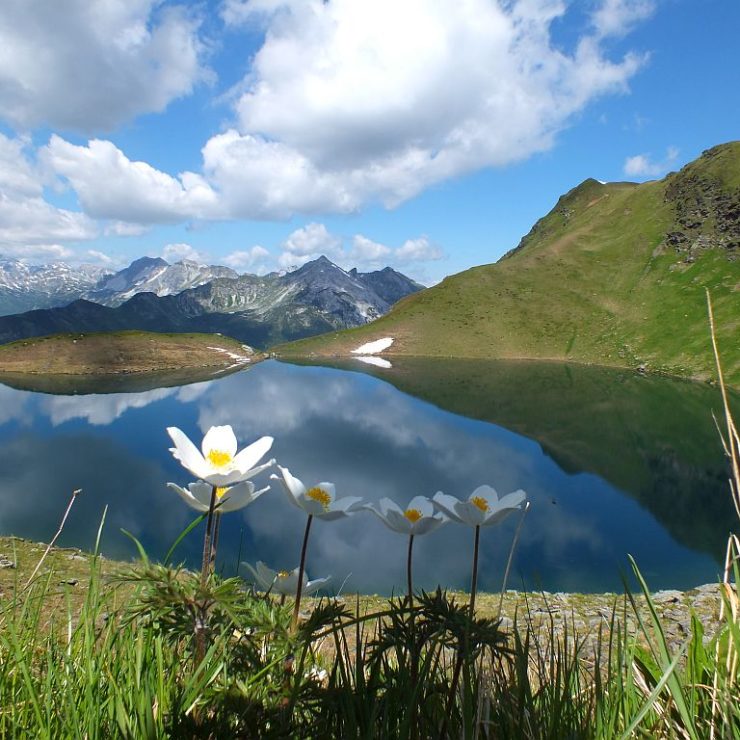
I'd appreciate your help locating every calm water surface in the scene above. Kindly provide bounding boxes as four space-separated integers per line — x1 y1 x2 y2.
0 359 735 594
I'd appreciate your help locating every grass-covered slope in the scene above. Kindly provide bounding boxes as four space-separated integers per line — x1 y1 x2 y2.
0 330 256 376
277 143 740 385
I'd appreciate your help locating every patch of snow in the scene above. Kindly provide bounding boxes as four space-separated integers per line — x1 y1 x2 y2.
355 356 392 369
207 346 251 364
351 337 394 355
597 180 607 185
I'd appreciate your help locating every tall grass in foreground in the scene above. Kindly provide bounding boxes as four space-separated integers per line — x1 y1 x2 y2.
3 555 738 738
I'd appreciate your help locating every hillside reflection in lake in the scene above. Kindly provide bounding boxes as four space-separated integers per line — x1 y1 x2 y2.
0 359 734 594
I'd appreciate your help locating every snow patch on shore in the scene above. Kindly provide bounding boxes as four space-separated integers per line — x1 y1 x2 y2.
207 346 252 364
351 337 394 355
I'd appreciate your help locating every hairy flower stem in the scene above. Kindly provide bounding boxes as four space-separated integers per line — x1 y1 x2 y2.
407 534 415 605
195 486 218 669
469 525 480 620
210 512 222 571
292 514 313 630
200 486 218 588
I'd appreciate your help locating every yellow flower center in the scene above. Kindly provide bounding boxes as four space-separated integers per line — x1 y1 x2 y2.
404 508 423 523
207 449 232 468
215 486 229 499
307 486 332 510
277 570 291 579
471 496 490 513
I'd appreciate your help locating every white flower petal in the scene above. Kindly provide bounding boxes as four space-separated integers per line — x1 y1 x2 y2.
304 576 332 595
497 489 527 510
273 465 307 503
469 484 500 508
202 469 251 487
378 497 401 518
408 496 435 517
217 481 255 512
167 482 208 512
232 436 274 475
201 425 238 459
316 482 336 501
188 481 217 508
255 561 275 587
167 427 209 480
296 494 328 516
314 508 351 522
331 495 363 513
432 492 465 523
412 516 445 536
274 568 301 595
242 562 264 587
239 459 276 481
378 508 408 533
456 500 485 526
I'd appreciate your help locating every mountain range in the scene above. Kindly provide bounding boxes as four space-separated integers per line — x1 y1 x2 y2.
279 141 740 385
0 259 111 316
0 256 423 349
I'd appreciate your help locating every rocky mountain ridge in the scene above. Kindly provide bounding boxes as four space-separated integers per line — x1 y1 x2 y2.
0 256 424 349
0 258 112 316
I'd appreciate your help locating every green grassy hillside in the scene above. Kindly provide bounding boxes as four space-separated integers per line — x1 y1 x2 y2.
277 143 740 385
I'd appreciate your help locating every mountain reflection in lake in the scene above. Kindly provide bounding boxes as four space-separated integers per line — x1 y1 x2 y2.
0 359 734 594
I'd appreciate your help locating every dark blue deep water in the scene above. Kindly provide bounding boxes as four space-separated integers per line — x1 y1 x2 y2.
0 359 735 594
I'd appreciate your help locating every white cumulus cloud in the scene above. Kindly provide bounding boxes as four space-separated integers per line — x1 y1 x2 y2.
349 235 392 264
222 245 271 272
0 0 208 132
592 0 655 39
40 0 651 224
44 136 218 224
0 134 98 251
277 222 343 269
162 242 208 263
623 146 678 178
395 236 444 263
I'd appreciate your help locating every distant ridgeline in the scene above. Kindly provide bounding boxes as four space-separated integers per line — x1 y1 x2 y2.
0 257 424 350
279 141 740 385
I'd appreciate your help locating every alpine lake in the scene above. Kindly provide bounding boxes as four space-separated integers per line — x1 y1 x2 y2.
0 357 736 596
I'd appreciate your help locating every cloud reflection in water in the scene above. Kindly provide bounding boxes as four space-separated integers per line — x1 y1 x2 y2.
0 361 722 594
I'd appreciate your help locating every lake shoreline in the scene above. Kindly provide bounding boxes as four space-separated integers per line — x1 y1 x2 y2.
0 535 725 652
278 350 731 388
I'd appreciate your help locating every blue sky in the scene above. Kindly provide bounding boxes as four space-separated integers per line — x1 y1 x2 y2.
0 0 737 284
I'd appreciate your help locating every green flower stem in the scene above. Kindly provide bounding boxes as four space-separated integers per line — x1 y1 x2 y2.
292 514 314 630
407 533 415 605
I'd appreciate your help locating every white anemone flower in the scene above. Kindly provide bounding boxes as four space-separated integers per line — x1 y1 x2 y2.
366 496 446 535
243 561 331 596
167 425 274 486
167 480 270 513
271 465 364 521
432 486 526 527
